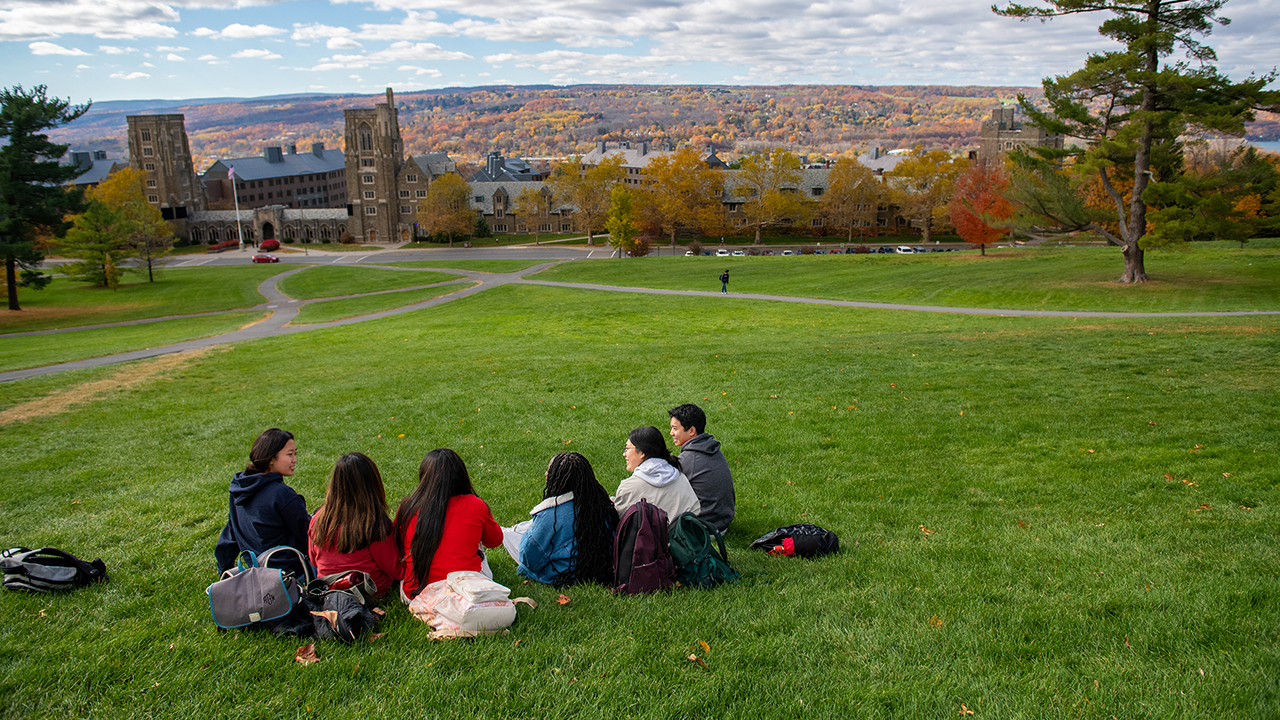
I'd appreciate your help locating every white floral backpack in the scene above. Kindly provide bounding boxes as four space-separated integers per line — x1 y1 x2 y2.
408 571 536 639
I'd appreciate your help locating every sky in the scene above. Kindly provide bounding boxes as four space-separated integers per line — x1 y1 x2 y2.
3 0 1279 102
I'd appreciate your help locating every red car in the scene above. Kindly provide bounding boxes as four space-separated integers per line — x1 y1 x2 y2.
251 254 279 263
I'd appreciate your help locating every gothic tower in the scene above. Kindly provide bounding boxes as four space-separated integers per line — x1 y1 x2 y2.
344 88 405 243
126 114 204 222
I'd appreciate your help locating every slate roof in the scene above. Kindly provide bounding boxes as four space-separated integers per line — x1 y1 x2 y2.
468 181 572 215
205 149 346 181
410 152 456 178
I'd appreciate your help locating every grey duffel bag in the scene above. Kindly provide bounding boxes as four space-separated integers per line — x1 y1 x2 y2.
206 546 313 629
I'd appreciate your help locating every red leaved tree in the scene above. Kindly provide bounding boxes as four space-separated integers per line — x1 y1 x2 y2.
949 161 1014 256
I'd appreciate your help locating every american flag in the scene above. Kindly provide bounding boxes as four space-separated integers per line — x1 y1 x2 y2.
228 166 236 179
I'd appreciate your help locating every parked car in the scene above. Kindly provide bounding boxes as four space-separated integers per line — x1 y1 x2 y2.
876 246 895 254
684 251 696 256
813 249 825 255
762 250 775 256
731 250 746 256
896 246 915 254
781 250 794 256
251 254 279 263
716 248 730 256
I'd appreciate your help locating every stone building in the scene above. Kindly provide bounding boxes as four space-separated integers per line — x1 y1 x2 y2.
978 107 1064 164
201 144 348 211
185 206 349 246
126 114 205 234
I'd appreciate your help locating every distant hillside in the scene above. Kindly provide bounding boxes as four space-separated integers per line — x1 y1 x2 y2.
47 83 1280 172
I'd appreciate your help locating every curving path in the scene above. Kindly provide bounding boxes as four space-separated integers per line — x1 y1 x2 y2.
3 259 1279 383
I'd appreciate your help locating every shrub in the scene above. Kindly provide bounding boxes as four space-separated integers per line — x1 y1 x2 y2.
259 240 280 252
321 237 331 244
799 244 817 255
474 216 492 238
284 238 295 244
687 240 703 256
629 236 653 257
338 232 354 244
208 240 238 252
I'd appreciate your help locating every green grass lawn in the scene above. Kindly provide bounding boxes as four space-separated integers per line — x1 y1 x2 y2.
275 266 463 300
1 278 1277 718
290 283 472 325
533 241 1280 313
0 266 287 334
0 312 268 373
383 259 552 274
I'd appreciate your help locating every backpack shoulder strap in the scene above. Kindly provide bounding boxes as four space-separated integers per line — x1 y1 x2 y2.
256 546 313 585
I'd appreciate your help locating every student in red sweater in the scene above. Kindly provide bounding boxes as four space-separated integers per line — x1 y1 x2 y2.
394 448 502 601
308 452 402 597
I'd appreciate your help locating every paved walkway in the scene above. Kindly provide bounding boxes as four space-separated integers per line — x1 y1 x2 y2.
4 260 1278 383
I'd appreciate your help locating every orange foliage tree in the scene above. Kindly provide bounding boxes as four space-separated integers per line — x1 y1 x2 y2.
949 161 1014 255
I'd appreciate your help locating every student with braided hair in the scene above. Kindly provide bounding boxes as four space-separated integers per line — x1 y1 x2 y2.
502 452 619 586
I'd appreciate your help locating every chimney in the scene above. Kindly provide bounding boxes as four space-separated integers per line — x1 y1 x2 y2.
1001 107 1015 130
641 141 649 156
265 147 284 163
621 141 630 150
871 147 880 160
71 151 92 169
289 144 297 154
596 140 606 155
311 143 325 157
385 87 394 107
93 150 107 160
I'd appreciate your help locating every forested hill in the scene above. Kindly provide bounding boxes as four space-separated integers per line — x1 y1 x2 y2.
48 84 1280 173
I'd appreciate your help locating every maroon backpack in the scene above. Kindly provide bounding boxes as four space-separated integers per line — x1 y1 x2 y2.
612 499 674 594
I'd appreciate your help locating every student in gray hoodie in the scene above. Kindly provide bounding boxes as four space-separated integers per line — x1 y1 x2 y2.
668 404 736 532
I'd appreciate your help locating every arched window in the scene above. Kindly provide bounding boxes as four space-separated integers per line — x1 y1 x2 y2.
208 227 219 242
190 228 202 243
283 226 294 240
304 226 313 240
320 226 330 239
359 124 373 152
338 225 346 236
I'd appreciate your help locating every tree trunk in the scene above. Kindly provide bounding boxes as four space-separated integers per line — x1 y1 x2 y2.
921 219 932 244
980 244 986 256
1119 6 1160 285
587 230 594 246
754 226 762 244
1121 243 1148 283
6 254 19 311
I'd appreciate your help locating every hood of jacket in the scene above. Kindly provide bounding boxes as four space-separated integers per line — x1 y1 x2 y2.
229 471 284 504
633 457 681 488
679 433 721 457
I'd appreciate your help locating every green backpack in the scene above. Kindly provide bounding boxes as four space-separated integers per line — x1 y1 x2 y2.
668 513 740 588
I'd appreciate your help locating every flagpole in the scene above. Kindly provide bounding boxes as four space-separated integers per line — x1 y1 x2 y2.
231 166 245 251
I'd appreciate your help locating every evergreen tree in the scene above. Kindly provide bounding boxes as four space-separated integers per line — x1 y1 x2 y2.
0 85 90 309
61 200 132 289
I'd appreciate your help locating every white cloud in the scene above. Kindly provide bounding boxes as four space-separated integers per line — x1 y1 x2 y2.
327 37 362 50
197 54 217 61
141 61 154 67
231 48 283 60
97 45 136 54
1 0 179 42
75 63 91 69
109 71 149 80
166 53 185 61
192 23 285 40
29 41 89 56
156 45 188 52
398 64 442 77
309 41 471 72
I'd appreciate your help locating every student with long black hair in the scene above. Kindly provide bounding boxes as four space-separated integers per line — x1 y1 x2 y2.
503 452 619 586
215 428 311 575
613 426 701 527
308 452 402 597
394 448 502 601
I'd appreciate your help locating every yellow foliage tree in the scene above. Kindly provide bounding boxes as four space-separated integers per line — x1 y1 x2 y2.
822 158 883 242
638 148 725 246
87 167 173 282
547 154 625 245
737 148 812 244
889 147 964 244
417 173 474 247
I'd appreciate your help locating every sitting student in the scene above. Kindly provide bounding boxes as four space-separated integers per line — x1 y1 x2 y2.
613 426 701 526
394 448 503 602
308 452 402 597
503 452 619 586
668 403 736 532
216 428 311 576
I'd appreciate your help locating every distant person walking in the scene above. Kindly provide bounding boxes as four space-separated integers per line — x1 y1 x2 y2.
719 270 729 295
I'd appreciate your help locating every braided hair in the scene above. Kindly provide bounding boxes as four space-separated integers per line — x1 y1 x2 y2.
543 452 618 586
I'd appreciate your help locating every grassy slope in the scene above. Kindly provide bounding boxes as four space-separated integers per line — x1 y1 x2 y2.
0 266 287 334
276 267 463 300
0 312 267 372
384 260 553 274
290 284 471 325
1 283 1277 718
532 242 1280 313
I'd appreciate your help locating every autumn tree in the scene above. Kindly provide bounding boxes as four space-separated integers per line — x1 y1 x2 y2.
512 186 551 244
0 85 90 310
949 161 1015 255
605 185 639 258
61 201 131 289
996 0 1280 282
547 154 625 245
417 173 474 247
736 148 811 243
638 147 725 246
889 147 964 244
822 158 883 242
1145 145 1280 247
88 167 172 282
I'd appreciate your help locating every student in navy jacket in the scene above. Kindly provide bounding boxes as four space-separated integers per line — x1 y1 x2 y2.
215 428 312 576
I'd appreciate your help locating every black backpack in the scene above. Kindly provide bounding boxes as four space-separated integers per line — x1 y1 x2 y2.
669 513 739 588
749 524 839 558
305 571 383 643
2 547 108 592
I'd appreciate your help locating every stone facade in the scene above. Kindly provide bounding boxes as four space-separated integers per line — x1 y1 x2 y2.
978 107 1064 164
185 206 350 246
126 114 205 237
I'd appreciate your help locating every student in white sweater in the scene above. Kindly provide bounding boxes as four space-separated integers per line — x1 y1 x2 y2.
612 426 701 527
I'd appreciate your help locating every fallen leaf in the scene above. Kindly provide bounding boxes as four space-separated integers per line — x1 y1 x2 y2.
687 654 708 668
1086 449 1095 453
38 609 46 618
513 639 521 648
1164 473 1175 482
398 434 405 438
372 607 386 617
311 610 340 630
562 440 571 445
557 594 571 605
1017 519 1028 529
1199 668 1205 677
370 633 386 642
890 383 896 388
919 525 935 535
1222 472 1233 478
168 643 174 650
1149 421 1158 426
929 615 944 628
354 663 360 672
699 640 710 653
295 644 320 666
1125 636 1130 648
1094 679 1100 688
1182 478 1198 487
1194 504 1212 512
1240 505 1253 511
1190 444 1203 453
959 703 975 716
770 394 778 399
71 500 80 505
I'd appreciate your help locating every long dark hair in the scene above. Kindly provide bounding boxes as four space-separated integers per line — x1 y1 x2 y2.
628 426 678 468
246 428 294 475
311 453 392 554
394 449 476 594
543 452 619 586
